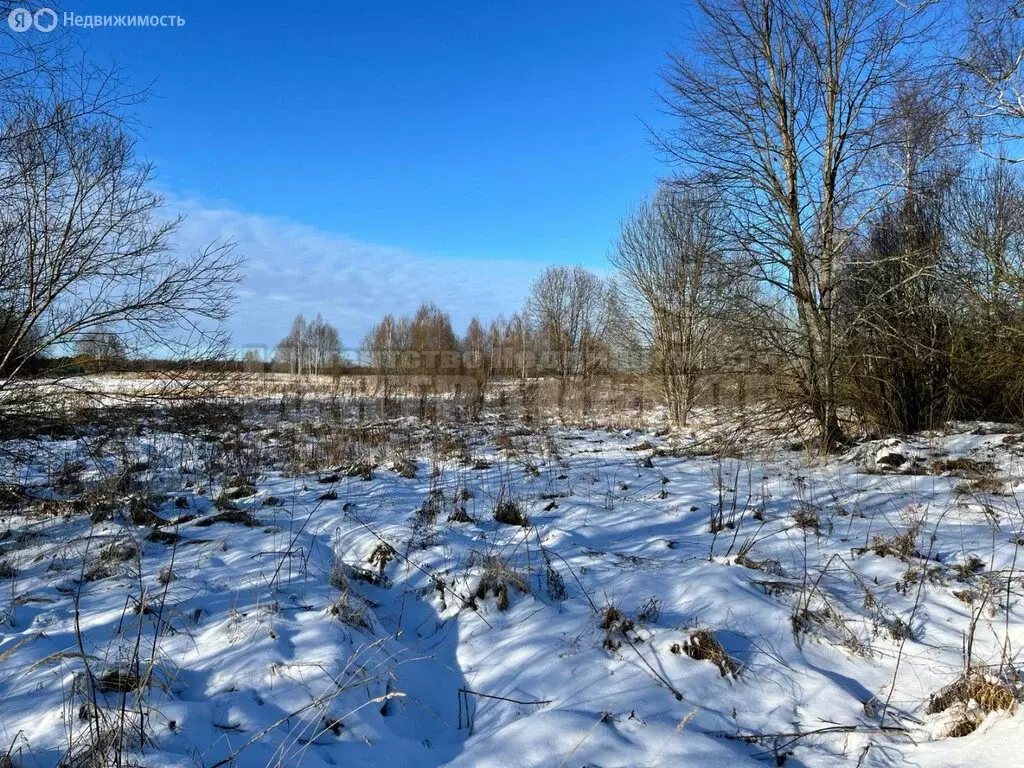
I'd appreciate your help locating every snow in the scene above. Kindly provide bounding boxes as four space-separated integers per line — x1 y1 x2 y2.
1 410 1024 766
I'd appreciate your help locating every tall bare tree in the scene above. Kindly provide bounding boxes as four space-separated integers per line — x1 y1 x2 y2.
75 328 127 367
462 316 488 372
838 81 964 433
275 313 343 375
660 0 935 450
503 312 532 381
945 162 1024 416
946 162 1024 301
487 315 506 377
242 348 265 375
305 314 342 375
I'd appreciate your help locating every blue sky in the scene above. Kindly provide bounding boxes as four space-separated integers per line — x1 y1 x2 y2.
68 0 688 347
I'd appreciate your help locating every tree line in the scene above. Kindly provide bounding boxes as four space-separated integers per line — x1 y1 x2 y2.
3 0 1024 453
344 0 1024 451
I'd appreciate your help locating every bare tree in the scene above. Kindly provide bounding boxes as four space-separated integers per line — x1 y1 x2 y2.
838 82 963 433
305 314 342 375
946 162 1024 302
0 77 241 412
526 266 611 408
611 185 737 426
361 313 413 369
945 162 1024 417
242 348 265 375
408 301 459 375
960 0 1024 159
502 312 532 381
275 314 306 375
274 313 342 375
75 328 127 367
841 188 953 432
462 316 489 377
660 0 936 450
487 315 506 377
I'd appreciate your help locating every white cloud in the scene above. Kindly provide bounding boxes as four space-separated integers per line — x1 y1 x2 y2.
164 197 543 354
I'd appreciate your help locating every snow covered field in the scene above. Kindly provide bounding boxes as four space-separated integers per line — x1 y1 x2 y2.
2 404 1024 767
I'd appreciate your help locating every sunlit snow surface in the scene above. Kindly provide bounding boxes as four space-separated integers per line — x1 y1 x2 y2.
2 406 1023 767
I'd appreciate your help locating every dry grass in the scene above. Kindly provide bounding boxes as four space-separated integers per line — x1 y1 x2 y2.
195 509 261 527
367 543 396 577
870 526 921 560
95 667 150 695
790 503 820 531
342 460 376 481
635 596 662 624
626 440 655 452
329 592 372 632
927 671 1017 737
474 555 529 611
221 482 256 500
448 504 474 523
933 456 1007 496
932 457 997 477
493 498 529 527
438 435 471 463
599 604 635 650
390 457 417 478
83 540 138 582
952 589 975 604
953 555 986 581
674 629 740 677
415 488 445 527
955 476 1008 496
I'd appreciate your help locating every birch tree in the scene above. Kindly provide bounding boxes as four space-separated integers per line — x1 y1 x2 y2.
660 0 935 450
